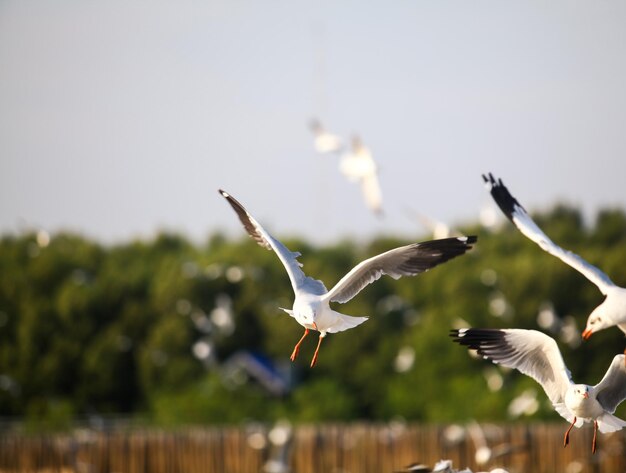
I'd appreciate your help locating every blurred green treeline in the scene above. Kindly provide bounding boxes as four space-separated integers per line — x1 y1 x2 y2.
1 205 626 430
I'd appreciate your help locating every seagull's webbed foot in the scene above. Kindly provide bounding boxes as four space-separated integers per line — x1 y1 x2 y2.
563 417 576 448
290 329 309 362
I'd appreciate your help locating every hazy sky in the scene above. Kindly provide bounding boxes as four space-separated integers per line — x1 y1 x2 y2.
2 1 626 245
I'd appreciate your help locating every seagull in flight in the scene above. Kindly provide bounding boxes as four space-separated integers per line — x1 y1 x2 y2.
219 189 477 367
339 135 383 216
404 207 463 240
483 173 626 350
451 328 626 454
309 118 344 154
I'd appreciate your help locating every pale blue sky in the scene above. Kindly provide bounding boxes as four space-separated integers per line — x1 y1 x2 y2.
1 1 626 244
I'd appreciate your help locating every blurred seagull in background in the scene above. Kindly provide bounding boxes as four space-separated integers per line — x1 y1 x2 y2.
393 459 510 473
308 121 383 216
483 173 626 357
451 328 626 454
404 207 463 240
466 421 526 465
219 189 477 367
393 462 432 473
339 135 383 215
309 118 344 154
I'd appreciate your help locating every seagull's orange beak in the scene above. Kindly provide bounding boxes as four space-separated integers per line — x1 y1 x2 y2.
583 392 589 399
312 322 318 331
582 329 593 340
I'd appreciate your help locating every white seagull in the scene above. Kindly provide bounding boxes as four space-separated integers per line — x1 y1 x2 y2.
483 173 626 348
219 189 477 367
451 328 626 454
339 135 383 216
309 118 344 154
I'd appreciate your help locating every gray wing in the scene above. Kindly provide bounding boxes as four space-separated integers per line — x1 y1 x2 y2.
219 190 327 296
594 354 626 413
483 173 615 295
451 328 573 406
323 236 476 304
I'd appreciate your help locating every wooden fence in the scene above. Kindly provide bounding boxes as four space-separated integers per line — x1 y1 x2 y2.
0 422 624 473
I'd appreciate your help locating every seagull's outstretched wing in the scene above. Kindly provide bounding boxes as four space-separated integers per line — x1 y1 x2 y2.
483 173 615 294
451 328 573 407
361 173 383 216
309 118 344 154
594 354 626 414
339 136 384 215
323 236 476 304
219 190 327 295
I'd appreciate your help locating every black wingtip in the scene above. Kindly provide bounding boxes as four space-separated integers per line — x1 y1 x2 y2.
450 328 508 353
482 172 525 222
219 189 273 251
421 235 477 246
449 328 472 344
218 189 246 211
415 235 478 256
402 236 477 273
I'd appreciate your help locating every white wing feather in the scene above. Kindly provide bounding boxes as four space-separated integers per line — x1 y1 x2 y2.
324 237 476 304
219 190 327 296
484 174 615 295
453 328 573 407
594 354 626 414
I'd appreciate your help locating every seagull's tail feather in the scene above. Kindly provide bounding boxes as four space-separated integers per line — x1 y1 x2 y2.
597 412 626 433
279 307 296 319
326 311 368 334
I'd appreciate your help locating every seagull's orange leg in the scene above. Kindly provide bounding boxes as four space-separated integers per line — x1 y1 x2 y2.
592 420 598 454
310 333 325 368
290 329 309 362
563 417 576 448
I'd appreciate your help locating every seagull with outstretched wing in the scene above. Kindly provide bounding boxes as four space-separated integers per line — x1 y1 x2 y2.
483 173 626 349
451 328 626 454
309 118 344 154
339 135 383 216
219 189 477 367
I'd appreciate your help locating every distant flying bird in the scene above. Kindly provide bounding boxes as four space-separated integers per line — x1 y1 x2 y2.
219 189 477 367
466 421 520 466
404 207 463 240
451 328 626 453
394 459 510 473
309 118 344 154
339 135 383 215
483 173 626 351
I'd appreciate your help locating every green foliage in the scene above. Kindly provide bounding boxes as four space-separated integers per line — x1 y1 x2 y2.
1 205 626 428
149 373 274 425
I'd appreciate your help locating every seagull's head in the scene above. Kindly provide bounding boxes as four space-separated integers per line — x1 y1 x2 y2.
300 306 318 330
567 385 591 407
582 310 608 340
577 385 590 400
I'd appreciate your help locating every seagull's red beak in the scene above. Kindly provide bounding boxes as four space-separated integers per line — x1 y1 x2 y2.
312 322 318 331
583 392 589 399
582 329 593 340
